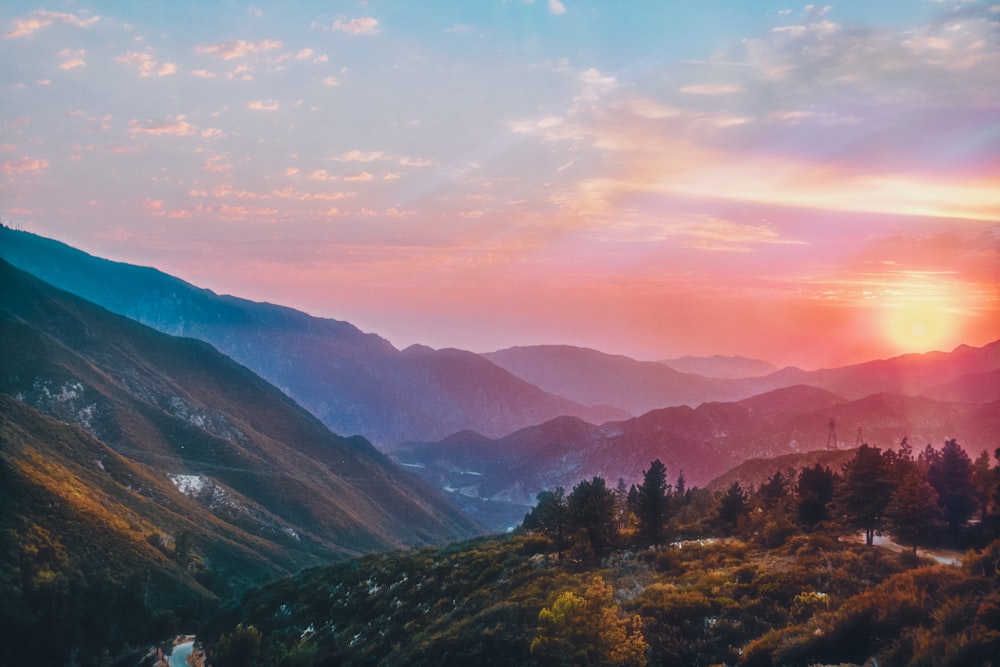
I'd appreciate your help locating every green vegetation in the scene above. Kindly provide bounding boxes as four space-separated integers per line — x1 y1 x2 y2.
206 446 1000 666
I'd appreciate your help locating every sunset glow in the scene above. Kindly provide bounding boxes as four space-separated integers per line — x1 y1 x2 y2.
2 1 998 368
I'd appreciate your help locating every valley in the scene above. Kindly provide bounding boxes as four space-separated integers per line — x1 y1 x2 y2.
1 229 998 667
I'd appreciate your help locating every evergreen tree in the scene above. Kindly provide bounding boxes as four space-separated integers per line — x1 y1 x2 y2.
837 444 893 546
796 464 836 528
523 488 567 553
718 482 750 531
927 439 978 539
636 459 670 546
971 449 994 522
567 477 618 559
886 468 941 556
758 469 791 511
675 469 686 499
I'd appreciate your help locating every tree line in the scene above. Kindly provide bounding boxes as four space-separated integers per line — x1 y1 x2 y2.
521 439 1000 562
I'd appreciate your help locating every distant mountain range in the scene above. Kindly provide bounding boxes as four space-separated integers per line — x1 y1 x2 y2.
0 228 624 446
395 375 1000 531
0 259 481 607
3 227 998 536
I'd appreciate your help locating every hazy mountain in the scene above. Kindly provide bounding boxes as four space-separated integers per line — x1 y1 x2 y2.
485 342 999 419
660 354 779 379
736 341 1000 401
0 227 624 446
396 380 1000 531
0 259 481 585
484 344 740 415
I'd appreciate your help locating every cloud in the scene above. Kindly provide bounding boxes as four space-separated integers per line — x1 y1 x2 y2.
329 17 380 36
116 51 176 77
679 83 745 95
5 10 99 38
59 58 86 70
321 76 339 86
295 48 314 60
192 69 217 79
128 115 197 137
344 171 374 182
285 167 299 176
576 67 616 102
247 99 280 111
336 150 387 162
548 0 567 16
195 39 282 60
2 156 49 175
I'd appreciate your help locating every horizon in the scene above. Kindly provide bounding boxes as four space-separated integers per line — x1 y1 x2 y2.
2 1 998 368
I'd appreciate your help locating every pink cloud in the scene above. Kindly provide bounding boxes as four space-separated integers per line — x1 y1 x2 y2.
116 51 177 77
330 17 380 36
128 115 197 137
2 156 49 175
343 171 374 182
5 10 99 39
247 99 279 111
195 38 282 60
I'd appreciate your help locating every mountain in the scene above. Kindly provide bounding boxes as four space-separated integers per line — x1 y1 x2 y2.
0 258 482 585
0 227 625 446
736 342 1000 402
483 345 740 415
704 447 859 493
395 382 1000 532
660 354 779 379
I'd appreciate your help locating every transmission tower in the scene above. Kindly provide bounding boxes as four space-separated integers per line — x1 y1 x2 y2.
855 425 864 446
826 417 838 450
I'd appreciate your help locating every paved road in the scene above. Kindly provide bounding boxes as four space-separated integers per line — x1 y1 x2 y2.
169 641 193 667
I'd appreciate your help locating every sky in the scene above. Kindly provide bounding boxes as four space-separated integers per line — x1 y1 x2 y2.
1 0 998 369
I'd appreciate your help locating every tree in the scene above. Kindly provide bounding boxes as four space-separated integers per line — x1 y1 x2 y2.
531 576 647 666
524 488 567 553
837 444 893 546
636 459 670 546
718 482 750 531
886 468 941 556
212 624 262 667
758 469 791 511
927 439 977 539
971 449 994 522
567 477 618 559
796 464 836 529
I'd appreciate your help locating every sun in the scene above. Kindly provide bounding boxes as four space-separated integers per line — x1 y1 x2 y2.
883 301 957 355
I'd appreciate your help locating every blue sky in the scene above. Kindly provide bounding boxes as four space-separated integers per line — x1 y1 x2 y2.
2 1 998 367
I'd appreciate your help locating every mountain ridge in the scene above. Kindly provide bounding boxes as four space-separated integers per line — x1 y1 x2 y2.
0 227 625 446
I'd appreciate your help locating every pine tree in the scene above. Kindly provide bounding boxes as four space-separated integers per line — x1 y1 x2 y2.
927 439 978 539
636 459 670 546
718 481 750 531
837 444 893 546
567 477 617 559
796 464 836 528
886 468 941 556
